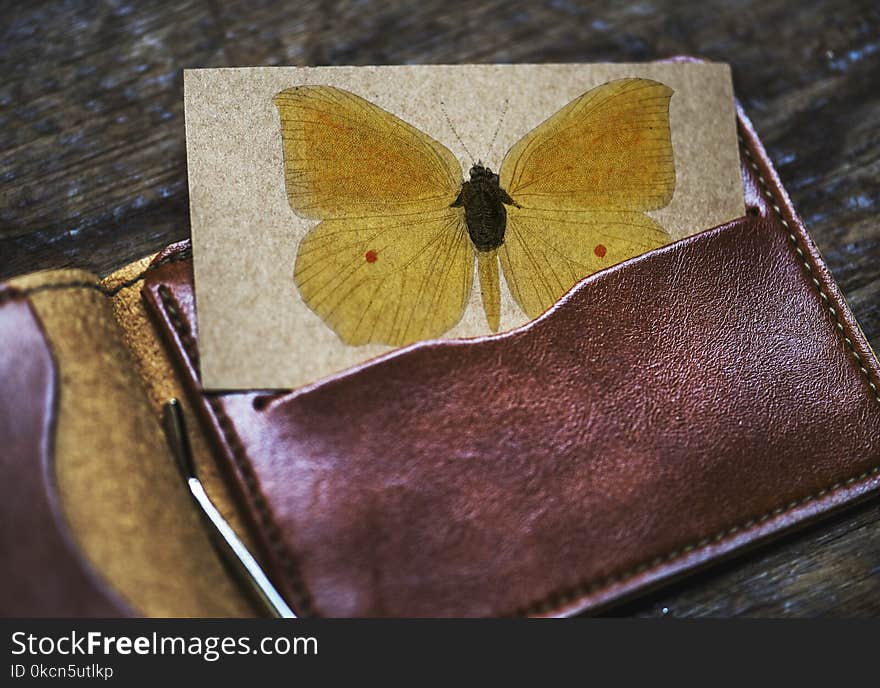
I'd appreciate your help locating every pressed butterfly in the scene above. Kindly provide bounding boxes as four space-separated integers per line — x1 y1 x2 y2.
274 78 675 346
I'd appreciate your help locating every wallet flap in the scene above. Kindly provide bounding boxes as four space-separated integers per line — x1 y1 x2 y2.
0 287 127 617
3 267 256 617
141 108 880 617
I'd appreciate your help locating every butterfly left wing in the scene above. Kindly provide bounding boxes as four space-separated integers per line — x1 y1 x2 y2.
275 85 474 346
294 209 474 347
274 85 462 219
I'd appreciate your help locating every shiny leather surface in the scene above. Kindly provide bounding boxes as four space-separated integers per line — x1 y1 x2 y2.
0 288 127 617
141 108 880 617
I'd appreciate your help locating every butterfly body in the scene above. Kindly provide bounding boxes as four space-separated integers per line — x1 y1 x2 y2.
452 164 518 252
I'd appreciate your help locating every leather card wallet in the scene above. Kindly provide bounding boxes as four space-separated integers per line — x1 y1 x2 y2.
2 81 879 618
139 104 880 616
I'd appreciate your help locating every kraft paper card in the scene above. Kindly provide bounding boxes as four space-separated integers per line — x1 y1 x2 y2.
183 63 743 390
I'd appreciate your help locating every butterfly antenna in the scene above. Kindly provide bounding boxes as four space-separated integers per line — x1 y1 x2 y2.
440 99 475 165
486 98 509 164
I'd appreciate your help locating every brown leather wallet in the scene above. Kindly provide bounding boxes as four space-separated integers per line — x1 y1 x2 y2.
2 102 879 617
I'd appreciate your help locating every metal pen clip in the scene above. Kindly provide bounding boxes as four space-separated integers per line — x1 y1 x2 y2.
162 398 296 619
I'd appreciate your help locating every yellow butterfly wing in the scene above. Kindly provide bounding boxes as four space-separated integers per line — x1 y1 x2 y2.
497 78 675 319
275 86 463 218
499 78 675 211
275 86 473 346
498 208 668 319
294 210 473 346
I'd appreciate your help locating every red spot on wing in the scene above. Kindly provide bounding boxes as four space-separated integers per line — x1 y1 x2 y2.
365 250 378 263
594 244 607 258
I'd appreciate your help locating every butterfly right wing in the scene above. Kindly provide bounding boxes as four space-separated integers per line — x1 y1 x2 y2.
498 207 668 319
496 78 676 320
275 86 475 346
499 78 675 212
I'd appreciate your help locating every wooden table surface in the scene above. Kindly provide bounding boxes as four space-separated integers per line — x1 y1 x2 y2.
2 0 878 616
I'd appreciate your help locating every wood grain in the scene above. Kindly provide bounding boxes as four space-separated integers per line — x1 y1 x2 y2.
1 0 878 616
